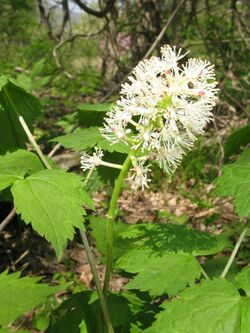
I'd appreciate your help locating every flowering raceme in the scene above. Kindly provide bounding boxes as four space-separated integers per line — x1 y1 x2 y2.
81 45 219 189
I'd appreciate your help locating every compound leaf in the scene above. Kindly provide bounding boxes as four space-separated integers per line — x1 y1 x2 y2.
11 169 94 258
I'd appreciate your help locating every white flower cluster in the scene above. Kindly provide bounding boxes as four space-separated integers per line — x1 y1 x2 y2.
82 45 218 189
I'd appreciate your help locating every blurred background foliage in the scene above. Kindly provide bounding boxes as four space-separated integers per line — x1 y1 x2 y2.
0 0 249 199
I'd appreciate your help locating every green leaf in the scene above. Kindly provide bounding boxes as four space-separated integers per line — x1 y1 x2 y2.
11 169 94 258
235 266 250 296
0 75 8 89
0 79 42 154
51 127 102 151
0 270 62 326
0 150 44 191
47 291 133 333
130 324 143 333
119 223 227 256
0 329 30 333
215 148 250 217
31 58 46 78
241 299 250 332
116 223 227 296
47 291 93 333
97 139 131 154
224 125 250 161
52 127 130 155
145 279 246 333
77 103 114 127
117 249 200 296
89 216 131 260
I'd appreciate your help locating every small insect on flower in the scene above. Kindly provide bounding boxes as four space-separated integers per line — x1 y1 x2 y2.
84 45 219 189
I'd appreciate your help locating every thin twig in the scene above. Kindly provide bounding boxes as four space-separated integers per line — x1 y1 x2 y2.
14 250 30 266
0 208 16 233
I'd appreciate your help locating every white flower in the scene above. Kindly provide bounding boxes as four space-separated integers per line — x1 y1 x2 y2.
100 45 219 189
128 158 151 190
81 147 104 171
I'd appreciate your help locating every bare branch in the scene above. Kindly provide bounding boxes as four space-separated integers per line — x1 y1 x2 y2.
73 0 116 18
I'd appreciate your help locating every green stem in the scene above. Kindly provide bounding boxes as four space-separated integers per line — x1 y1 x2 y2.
18 116 113 332
200 265 210 280
18 116 52 170
103 151 135 297
80 231 114 333
221 225 248 278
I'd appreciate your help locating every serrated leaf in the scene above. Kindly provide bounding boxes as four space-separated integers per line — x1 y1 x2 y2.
77 103 114 127
0 270 62 326
235 266 250 296
121 251 200 296
215 149 250 217
89 216 131 260
52 127 130 155
11 169 94 258
120 223 227 256
0 79 42 154
0 150 44 191
51 127 102 151
145 279 245 333
115 223 227 296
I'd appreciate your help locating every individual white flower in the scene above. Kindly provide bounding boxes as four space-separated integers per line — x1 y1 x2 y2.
161 45 188 72
128 158 151 190
182 58 216 82
155 146 184 173
100 45 219 189
81 147 104 171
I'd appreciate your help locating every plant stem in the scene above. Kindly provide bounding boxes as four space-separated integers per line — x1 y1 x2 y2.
103 152 134 297
80 231 114 333
18 116 52 170
18 115 113 332
221 225 248 278
200 265 210 280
